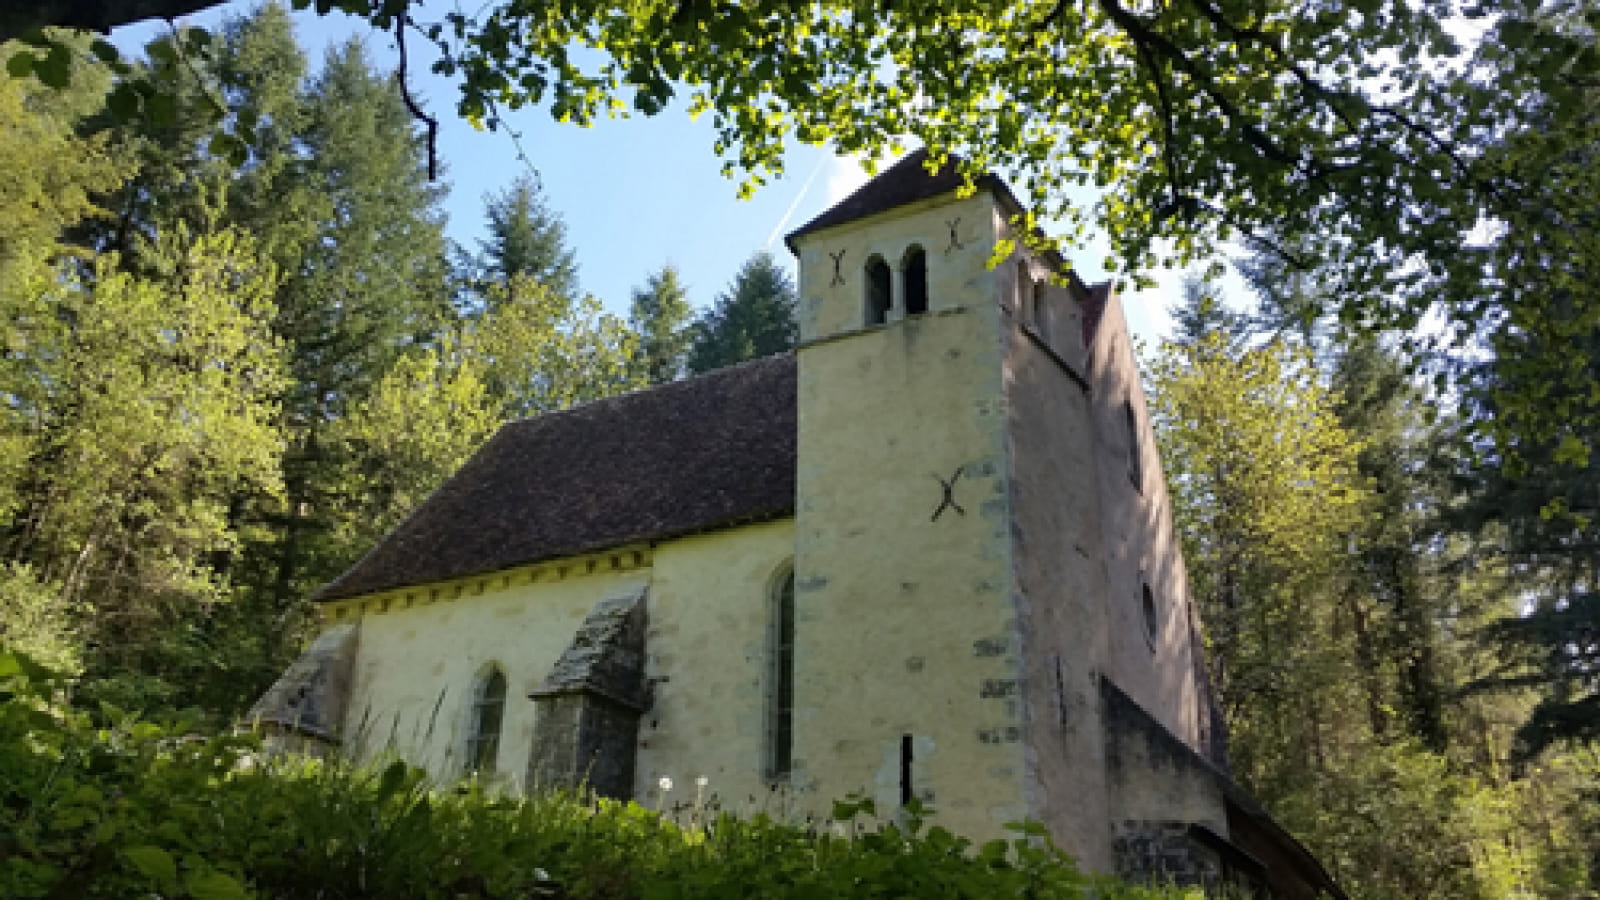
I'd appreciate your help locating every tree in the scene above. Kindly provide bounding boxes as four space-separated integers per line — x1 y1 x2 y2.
71 10 456 710
3 0 1569 284
1456 322 1600 763
464 275 642 418
687 252 797 374
326 274 643 556
0 224 285 712
0 37 126 277
242 31 453 626
629 264 693 384
461 175 579 305
328 337 499 559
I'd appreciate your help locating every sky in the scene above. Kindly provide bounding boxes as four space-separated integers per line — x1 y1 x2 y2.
109 2 1227 345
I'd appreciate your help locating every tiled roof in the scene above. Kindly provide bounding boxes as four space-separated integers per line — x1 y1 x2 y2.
785 149 1010 250
316 354 798 601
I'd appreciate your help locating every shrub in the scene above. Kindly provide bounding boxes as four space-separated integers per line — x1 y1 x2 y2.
0 647 1194 899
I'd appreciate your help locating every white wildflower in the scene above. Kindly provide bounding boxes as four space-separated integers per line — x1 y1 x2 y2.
658 776 673 791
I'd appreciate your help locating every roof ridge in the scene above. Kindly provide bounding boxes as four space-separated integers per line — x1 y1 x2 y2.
501 351 796 432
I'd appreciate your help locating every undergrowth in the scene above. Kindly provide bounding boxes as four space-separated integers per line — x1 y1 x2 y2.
0 647 1195 899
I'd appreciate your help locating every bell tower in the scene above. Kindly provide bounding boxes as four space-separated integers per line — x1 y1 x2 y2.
780 150 1225 876
781 151 1111 862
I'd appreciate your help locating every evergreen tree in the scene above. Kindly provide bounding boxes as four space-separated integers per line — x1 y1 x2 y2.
0 36 127 278
1328 338 1451 750
80 11 455 710
628 264 693 384
687 251 797 374
247 34 453 647
463 174 579 305
1457 324 1600 763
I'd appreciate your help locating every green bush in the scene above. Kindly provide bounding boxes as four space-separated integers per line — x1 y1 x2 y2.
0 647 1193 899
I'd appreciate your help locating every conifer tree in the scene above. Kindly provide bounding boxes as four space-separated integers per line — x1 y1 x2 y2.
687 251 797 374
463 175 579 305
250 34 453 633
628 264 693 384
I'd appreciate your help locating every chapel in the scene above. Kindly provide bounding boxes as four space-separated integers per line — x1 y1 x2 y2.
251 150 1343 898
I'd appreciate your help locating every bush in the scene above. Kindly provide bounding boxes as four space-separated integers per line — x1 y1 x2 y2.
0 647 1193 899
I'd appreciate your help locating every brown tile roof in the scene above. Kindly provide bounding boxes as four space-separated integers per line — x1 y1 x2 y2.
315 354 798 602
785 149 1014 251
785 149 1080 282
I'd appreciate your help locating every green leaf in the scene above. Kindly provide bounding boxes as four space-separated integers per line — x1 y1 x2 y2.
107 83 142 120
377 759 409 800
207 132 248 167
186 869 249 900
146 38 178 66
146 91 179 129
1553 434 1589 467
35 44 71 88
89 40 121 64
125 846 179 893
5 53 34 78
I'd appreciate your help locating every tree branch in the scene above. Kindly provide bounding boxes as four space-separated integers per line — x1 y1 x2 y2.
1094 0 1306 171
0 0 232 42
395 15 440 181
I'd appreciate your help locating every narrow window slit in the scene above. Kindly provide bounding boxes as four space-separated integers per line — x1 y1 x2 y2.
768 568 796 781
900 733 914 805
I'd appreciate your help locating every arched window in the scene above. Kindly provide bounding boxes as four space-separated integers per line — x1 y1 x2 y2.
1032 281 1048 332
767 566 796 781
903 246 928 315
865 256 891 325
466 666 507 775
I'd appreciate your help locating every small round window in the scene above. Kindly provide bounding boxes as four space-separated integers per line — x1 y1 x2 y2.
1141 583 1159 650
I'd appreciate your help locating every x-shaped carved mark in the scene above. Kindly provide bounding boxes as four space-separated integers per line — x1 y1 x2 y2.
945 218 964 252
930 465 966 521
829 249 847 285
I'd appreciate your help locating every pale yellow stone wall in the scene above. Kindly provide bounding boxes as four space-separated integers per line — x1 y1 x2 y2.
632 519 795 808
332 552 651 787
790 194 1034 842
328 520 797 801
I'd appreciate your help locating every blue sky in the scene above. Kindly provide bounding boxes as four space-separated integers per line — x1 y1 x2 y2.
112 2 1197 343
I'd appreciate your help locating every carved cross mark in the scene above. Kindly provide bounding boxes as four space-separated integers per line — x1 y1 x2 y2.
930 465 966 521
829 249 847 285
945 219 964 252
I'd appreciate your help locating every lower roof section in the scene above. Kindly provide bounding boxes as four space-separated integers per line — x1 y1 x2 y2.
316 354 797 602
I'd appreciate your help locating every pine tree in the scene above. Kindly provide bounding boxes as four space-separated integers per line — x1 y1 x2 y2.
249 35 453 635
687 251 797 374
463 174 579 305
629 264 693 384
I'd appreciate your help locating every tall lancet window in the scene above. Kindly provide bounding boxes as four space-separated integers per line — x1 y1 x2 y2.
903 245 928 315
1125 397 1143 491
865 255 891 325
466 666 507 775
768 566 796 781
